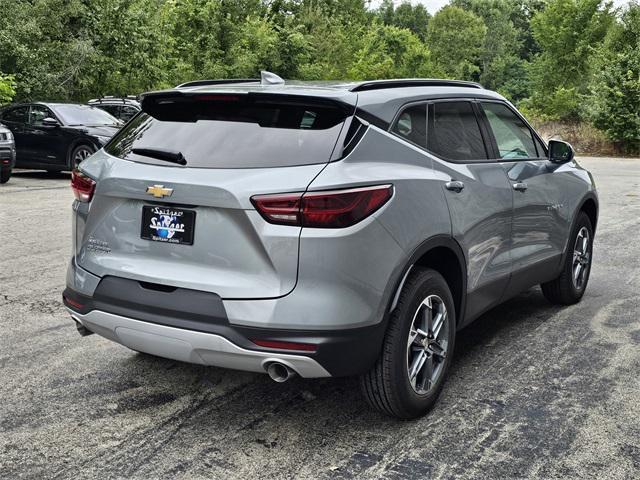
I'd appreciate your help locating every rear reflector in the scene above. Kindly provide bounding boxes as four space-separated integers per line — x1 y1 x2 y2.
71 170 96 203
251 184 393 228
63 295 84 310
252 339 318 352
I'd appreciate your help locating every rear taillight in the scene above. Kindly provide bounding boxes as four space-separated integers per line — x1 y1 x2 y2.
251 184 393 228
71 170 96 203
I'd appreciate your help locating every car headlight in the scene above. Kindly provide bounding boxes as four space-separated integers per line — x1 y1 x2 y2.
0 130 12 142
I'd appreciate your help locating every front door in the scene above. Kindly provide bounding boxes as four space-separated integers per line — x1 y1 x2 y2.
27 105 65 166
479 101 570 295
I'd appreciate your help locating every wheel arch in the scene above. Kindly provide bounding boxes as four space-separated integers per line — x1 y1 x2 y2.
580 195 598 234
389 235 467 327
560 192 599 266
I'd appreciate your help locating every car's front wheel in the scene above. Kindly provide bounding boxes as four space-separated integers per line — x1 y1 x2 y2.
541 211 594 305
361 268 456 419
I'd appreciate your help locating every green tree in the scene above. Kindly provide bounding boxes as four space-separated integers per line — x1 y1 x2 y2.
525 0 614 120
349 23 435 79
451 0 528 99
377 0 431 40
426 6 487 80
590 2 640 152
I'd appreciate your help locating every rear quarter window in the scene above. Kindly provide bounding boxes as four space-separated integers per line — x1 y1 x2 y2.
105 96 351 169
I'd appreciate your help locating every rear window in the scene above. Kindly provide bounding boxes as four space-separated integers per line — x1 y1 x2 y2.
105 95 351 168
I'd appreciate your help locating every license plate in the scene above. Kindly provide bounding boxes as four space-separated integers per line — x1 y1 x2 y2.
141 205 195 245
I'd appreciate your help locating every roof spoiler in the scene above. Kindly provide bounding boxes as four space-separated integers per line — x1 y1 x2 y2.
176 71 285 89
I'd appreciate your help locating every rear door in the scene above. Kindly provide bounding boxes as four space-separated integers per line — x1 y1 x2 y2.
427 100 514 323
478 101 569 294
76 92 354 299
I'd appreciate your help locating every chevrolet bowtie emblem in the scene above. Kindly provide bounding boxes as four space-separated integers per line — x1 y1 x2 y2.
146 185 173 198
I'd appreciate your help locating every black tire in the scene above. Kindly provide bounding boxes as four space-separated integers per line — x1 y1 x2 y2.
361 268 456 419
0 168 11 184
541 211 593 305
69 144 95 170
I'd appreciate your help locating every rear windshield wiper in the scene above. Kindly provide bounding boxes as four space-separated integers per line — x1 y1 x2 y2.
131 148 187 166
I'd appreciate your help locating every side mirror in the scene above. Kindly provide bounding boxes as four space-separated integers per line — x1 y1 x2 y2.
548 139 574 164
42 117 60 128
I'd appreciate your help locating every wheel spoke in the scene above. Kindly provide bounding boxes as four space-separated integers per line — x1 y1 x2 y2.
409 350 427 382
418 355 433 391
574 263 582 282
407 327 419 349
432 305 446 339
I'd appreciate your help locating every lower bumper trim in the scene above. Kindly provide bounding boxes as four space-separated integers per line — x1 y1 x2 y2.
69 309 331 378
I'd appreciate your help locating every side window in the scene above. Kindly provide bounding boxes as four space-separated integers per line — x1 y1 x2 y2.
481 102 538 159
427 101 487 161
30 105 54 126
99 105 120 118
121 106 138 121
392 104 427 148
2 106 29 124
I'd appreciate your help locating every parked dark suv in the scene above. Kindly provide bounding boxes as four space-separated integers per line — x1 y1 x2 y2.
0 102 120 171
88 96 140 122
64 74 598 418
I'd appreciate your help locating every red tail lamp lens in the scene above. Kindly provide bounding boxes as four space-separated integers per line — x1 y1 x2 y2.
71 170 96 203
251 184 393 228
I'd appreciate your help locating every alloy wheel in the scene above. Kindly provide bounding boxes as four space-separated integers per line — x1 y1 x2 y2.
407 294 449 395
74 146 93 168
572 226 591 290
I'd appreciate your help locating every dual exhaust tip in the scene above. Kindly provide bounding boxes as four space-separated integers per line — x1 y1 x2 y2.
265 362 296 383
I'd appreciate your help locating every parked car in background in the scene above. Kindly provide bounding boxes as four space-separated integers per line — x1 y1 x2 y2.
0 103 120 172
0 122 16 183
88 96 140 122
63 73 598 419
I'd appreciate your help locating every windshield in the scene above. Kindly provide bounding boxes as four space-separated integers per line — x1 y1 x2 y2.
53 105 119 126
105 96 350 168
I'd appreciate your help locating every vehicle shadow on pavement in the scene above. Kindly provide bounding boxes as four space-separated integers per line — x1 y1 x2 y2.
12 170 70 180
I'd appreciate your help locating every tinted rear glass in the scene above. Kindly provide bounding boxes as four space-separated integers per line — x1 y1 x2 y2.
105 95 350 168
427 102 487 161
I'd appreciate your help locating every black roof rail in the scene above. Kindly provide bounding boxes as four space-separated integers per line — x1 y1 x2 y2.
349 79 483 92
175 79 260 88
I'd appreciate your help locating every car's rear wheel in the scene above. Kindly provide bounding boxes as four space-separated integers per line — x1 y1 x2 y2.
541 211 593 305
69 144 95 170
0 168 11 184
361 268 456 419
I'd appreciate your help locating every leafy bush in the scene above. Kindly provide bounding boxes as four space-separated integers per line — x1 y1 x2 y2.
0 73 16 105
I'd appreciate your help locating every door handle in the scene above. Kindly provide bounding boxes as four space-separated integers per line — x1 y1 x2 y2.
513 182 528 192
445 180 465 193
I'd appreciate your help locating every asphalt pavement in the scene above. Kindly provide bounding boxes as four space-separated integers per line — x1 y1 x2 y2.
0 157 639 479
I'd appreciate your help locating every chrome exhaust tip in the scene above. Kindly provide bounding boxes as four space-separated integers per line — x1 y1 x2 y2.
266 362 296 383
74 319 94 337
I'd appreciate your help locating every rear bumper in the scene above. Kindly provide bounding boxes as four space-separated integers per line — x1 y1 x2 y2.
68 309 331 378
0 145 15 170
63 277 388 377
